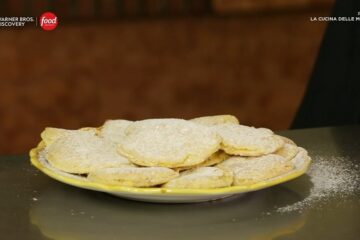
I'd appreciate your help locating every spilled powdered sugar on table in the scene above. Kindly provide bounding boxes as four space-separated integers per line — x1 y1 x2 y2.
276 155 360 213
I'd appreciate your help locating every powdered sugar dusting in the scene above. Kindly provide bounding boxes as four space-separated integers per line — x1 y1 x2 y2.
217 154 292 185
118 119 221 167
277 155 360 213
216 123 283 156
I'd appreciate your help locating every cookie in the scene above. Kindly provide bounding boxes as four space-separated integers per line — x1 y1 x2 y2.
275 142 299 161
215 123 284 156
276 135 296 146
291 147 312 169
99 119 132 144
217 154 293 186
88 167 178 187
175 151 229 171
41 127 98 146
190 115 239 126
163 167 233 189
46 132 132 174
117 119 221 168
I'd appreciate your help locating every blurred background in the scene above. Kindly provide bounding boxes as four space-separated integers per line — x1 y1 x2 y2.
0 0 334 154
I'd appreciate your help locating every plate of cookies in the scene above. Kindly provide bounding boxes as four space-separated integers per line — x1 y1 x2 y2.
29 115 311 203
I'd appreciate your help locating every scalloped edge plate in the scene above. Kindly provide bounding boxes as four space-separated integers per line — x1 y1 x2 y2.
29 141 311 203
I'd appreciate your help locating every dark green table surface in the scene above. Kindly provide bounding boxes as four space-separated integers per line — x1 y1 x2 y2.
1 126 359 240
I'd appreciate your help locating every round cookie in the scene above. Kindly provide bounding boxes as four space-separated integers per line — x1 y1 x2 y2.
117 119 221 168
46 132 132 174
88 167 179 187
217 154 293 186
275 142 299 161
215 123 284 156
163 167 233 189
175 151 230 172
273 135 298 160
190 115 239 126
277 135 296 146
99 119 132 144
41 127 98 146
291 147 311 169
197 151 229 167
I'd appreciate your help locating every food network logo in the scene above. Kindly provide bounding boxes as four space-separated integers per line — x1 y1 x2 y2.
39 12 58 31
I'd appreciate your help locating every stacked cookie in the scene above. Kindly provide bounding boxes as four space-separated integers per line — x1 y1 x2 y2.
40 115 310 189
